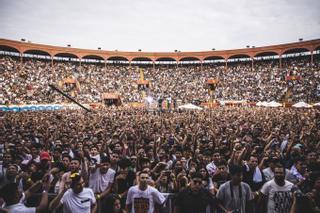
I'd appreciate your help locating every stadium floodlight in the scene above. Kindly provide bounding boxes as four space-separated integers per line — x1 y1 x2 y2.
246 45 250 48
299 38 303 41
67 44 71 47
21 38 26 42
174 50 178 52
252 46 255 48
212 48 215 51
138 49 142 52
98 47 101 50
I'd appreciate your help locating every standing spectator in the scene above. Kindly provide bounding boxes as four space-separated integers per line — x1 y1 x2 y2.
89 156 115 207
216 164 254 213
242 155 266 191
49 173 97 213
0 174 50 213
126 171 165 213
113 158 136 208
206 151 220 177
260 164 294 213
174 172 216 213
58 158 81 193
103 194 127 213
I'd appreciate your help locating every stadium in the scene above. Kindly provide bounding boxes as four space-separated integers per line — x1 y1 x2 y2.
1 1 320 213
1 38 320 110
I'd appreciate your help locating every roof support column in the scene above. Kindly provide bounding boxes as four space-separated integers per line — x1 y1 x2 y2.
51 57 54 67
79 59 82 67
200 61 203 71
20 53 23 64
251 57 254 71
104 60 106 68
225 60 228 71
311 51 314 65
153 61 155 71
279 55 282 69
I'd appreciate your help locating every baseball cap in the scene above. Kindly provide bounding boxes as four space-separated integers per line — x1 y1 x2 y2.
40 151 51 161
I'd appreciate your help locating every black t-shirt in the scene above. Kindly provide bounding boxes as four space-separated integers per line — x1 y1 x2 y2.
175 187 216 213
242 165 265 191
116 170 135 194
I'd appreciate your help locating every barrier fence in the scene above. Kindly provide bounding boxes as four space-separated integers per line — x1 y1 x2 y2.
26 193 176 213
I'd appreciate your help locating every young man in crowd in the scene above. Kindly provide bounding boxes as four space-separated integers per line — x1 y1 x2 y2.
49 173 97 213
58 157 82 193
217 164 254 213
174 172 216 213
89 156 115 206
1 174 50 213
126 171 165 213
259 163 294 213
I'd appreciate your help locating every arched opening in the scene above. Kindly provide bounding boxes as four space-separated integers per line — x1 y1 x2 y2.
81 55 105 64
131 57 154 69
0 45 21 57
155 57 177 66
254 51 279 60
23 49 52 60
54 53 80 62
107 56 129 65
227 54 251 62
282 48 311 57
203 56 225 65
179 57 201 65
281 48 311 68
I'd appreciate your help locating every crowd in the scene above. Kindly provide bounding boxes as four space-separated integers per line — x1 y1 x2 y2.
0 54 319 105
0 107 320 212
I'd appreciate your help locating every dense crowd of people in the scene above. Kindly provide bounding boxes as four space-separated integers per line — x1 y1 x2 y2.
0 53 319 105
0 107 320 212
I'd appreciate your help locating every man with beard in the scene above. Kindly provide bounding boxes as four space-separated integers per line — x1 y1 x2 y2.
49 173 97 213
174 172 216 213
126 171 165 213
260 163 294 213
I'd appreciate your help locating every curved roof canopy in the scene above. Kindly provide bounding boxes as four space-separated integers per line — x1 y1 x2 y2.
107 56 129 61
24 49 51 56
254 51 279 57
179 57 201 61
282 48 310 55
82 55 105 60
0 45 20 53
155 57 177 61
203 56 225 60
228 54 251 59
131 57 153 61
54 53 79 58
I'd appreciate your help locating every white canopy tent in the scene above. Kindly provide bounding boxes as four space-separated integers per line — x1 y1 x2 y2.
178 103 203 110
265 101 282 107
292 101 312 108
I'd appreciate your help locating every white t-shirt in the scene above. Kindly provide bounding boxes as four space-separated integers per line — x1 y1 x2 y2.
5 193 35 213
60 188 96 213
206 161 217 177
89 168 115 193
6 203 35 213
260 179 294 213
126 185 166 213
